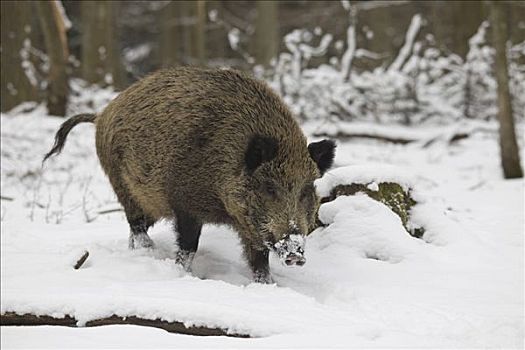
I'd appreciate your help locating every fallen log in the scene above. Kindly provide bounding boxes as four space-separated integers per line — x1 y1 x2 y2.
319 182 424 238
0 312 250 338
314 165 426 238
313 131 414 144
312 125 494 146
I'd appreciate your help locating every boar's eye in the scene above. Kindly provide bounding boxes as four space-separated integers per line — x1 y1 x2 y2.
263 181 278 198
300 184 314 202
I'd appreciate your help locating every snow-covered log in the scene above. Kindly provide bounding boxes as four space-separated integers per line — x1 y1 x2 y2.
315 165 424 237
310 121 496 146
0 313 250 338
319 182 423 238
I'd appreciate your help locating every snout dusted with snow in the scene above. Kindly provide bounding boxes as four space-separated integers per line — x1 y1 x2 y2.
273 233 306 266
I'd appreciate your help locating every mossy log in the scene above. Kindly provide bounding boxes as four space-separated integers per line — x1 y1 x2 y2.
319 182 424 238
0 312 250 338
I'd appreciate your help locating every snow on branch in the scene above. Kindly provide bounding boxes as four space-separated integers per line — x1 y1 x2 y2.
262 10 524 124
55 0 72 31
340 1 357 81
388 14 423 72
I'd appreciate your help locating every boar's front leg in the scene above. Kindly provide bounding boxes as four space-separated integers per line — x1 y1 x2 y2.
174 211 202 272
242 240 273 284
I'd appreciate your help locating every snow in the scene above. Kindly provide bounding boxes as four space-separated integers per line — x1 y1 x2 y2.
366 181 379 191
227 28 241 51
1 108 524 348
20 39 38 87
55 0 72 31
123 43 152 63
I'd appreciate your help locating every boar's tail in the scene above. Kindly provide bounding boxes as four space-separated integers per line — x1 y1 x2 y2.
43 113 96 163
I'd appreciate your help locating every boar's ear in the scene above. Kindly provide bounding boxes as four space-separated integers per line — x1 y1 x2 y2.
308 139 336 176
245 135 279 175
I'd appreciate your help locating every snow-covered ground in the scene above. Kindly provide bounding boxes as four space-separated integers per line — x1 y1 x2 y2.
1 108 523 348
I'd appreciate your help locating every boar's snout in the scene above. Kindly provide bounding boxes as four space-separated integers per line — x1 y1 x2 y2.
274 233 306 267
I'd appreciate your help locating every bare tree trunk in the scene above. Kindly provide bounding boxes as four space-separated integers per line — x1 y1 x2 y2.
174 1 206 66
107 1 126 89
254 1 279 67
190 0 206 66
0 1 38 111
81 1 124 88
488 1 523 179
81 1 107 85
160 1 180 68
36 0 69 117
206 1 227 62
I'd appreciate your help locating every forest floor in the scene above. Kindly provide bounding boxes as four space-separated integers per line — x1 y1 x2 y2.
1 108 523 348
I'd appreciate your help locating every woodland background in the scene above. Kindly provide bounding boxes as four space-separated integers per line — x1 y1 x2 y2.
1 0 524 177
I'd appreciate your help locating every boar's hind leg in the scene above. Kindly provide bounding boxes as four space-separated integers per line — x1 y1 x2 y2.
174 211 202 271
128 215 155 249
242 241 273 284
107 175 155 249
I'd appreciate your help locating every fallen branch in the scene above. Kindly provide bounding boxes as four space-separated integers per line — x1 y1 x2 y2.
74 251 89 269
97 208 123 215
1 196 14 201
313 131 414 144
0 312 250 338
313 127 492 146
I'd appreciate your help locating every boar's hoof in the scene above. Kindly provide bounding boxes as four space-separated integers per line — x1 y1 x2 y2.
253 270 274 284
175 250 195 272
129 233 155 250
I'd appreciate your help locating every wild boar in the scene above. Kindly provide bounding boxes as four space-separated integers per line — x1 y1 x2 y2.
44 67 335 283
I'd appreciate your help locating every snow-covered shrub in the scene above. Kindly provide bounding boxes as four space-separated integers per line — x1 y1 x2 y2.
463 22 497 120
261 9 525 125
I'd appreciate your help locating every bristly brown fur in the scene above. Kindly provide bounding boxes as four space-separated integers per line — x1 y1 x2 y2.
95 67 320 227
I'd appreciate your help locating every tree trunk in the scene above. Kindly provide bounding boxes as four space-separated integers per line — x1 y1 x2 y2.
0 1 38 112
36 0 69 117
488 1 523 179
106 1 126 89
254 1 279 67
190 0 206 66
174 1 206 66
160 1 180 68
81 1 124 88
206 1 227 62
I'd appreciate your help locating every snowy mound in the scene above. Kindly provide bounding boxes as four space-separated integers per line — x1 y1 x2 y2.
1 196 421 338
315 164 417 197
1 115 522 347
